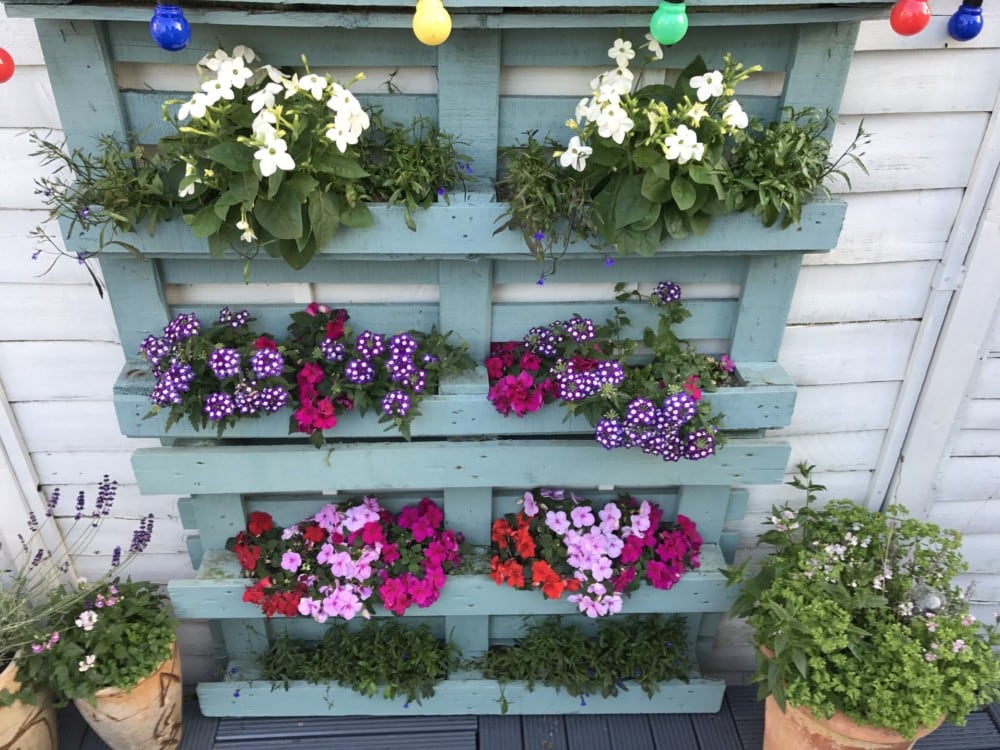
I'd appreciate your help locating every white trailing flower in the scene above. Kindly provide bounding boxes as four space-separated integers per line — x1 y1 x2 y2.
78 654 96 673
558 135 593 172
254 135 295 177
690 70 724 102
75 610 98 632
662 124 705 164
236 217 257 243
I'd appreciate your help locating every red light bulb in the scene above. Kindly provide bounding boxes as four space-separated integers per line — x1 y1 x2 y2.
0 47 14 84
890 0 932 35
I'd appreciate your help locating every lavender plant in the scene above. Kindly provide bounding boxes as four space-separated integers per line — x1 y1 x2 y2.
0 477 154 677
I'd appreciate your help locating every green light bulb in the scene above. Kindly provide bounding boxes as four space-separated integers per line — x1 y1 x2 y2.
649 1 689 46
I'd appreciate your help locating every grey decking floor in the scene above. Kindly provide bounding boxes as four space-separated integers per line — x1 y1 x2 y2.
57 687 1000 749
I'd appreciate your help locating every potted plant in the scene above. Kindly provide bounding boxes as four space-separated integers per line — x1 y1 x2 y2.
29 45 471 283
495 36 867 278
16 579 181 750
725 463 1000 749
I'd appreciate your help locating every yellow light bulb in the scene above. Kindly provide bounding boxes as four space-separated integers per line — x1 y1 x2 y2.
412 0 452 46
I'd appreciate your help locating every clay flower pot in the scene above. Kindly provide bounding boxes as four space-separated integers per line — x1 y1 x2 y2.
764 695 944 750
73 640 183 750
0 653 57 750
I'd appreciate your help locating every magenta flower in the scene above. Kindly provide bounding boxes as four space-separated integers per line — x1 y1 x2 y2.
280 551 302 573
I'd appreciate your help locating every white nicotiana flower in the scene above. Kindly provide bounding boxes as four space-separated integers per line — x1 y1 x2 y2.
690 70 724 102
248 81 283 113
201 78 235 105
663 124 705 164
252 109 278 139
601 67 634 97
217 56 254 90
177 92 210 121
608 38 635 68
297 73 328 100
686 101 709 126
254 136 295 177
325 121 356 153
723 100 749 129
178 163 198 198
326 82 360 115
644 33 664 61
262 64 287 86
236 218 257 243
75 610 98 632
575 97 600 124
558 135 593 172
598 108 634 144
232 45 257 64
340 107 371 137
198 49 232 72
78 654 96 673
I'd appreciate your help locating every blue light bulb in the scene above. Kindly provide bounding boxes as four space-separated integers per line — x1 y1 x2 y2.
150 4 191 51
948 0 984 41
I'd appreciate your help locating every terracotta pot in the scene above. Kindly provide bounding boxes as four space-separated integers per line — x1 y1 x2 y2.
764 695 944 750
0 654 57 750
73 640 183 750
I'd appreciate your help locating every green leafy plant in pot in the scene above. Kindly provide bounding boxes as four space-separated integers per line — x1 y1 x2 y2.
724 463 1000 748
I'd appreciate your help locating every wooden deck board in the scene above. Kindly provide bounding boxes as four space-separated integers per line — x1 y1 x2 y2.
56 689 1000 749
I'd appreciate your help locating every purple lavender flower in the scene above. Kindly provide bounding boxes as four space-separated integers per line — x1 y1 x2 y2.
594 419 625 450
565 317 596 343
139 335 172 366
661 392 697 427
355 331 385 359
45 488 60 517
208 348 242 380
203 392 236 421
320 338 346 362
163 313 201 342
111 546 122 567
652 281 682 304
624 398 658 427
75 490 86 520
684 429 716 460
381 390 412 418
250 348 284 379
96 475 117 517
129 514 154 553
344 359 375 384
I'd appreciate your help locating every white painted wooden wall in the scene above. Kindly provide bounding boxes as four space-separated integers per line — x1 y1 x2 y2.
0 2 997 683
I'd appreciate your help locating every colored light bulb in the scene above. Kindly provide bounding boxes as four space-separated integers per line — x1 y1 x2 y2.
948 0 984 40
0 47 14 84
412 0 452 46
649 1 689 46
150 4 192 51
889 0 932 35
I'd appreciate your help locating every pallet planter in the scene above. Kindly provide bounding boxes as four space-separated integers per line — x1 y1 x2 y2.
9 0 881 717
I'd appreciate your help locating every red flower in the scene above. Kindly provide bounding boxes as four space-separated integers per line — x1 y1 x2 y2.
254 336 277 350
490 557 525 589
304 302 330 317
312 397 337 430
683 375 702 401
325 309 349 341
511 525 536 559
491 518 512 549
247 511 274 536
234 543 261 571
302 525 326 544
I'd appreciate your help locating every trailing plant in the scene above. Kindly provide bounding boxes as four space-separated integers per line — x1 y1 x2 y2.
30 45 472 280
495 36 866 277
490 489 702 617
15 579 175 707
261 620 459 704
139 303 474 443
0 477 153 683
476 614 691 713
485 280 734 461
228 496 464 621
724 463 1000 739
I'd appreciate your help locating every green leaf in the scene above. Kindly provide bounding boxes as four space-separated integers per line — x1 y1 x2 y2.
670 177 697 211
588 139 627 168
255 185 304 240
640 171 672 203
315 153 369 179
184 204 223 238
285 174 320 203
307 192 341 249
205 141 253 172
340 204 374 229
688 211 712 235
614 175 653 229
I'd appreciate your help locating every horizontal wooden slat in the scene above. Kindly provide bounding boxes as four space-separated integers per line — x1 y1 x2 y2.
197 669 725 717
959 399 1000 430
855 12 1000 52
968 359 1000 399
780 320 919 385
935 456 1000 502
168 546 734 618
0 341 124 400
10 400 151 452
132 439 791 495
0 66 60 128
776 381 899 435
951 429 1000 458
0 283 119 342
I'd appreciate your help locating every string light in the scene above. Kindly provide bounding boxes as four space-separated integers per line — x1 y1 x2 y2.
149 4 192 51
948 0 984 40
412 0 452 46
889 0 932 35
650 0 689 46
0 47 14 84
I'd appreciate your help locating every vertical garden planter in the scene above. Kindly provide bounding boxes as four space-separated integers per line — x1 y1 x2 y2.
7 0 886 716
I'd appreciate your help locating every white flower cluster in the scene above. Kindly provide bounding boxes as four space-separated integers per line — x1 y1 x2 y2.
176 46 370 191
